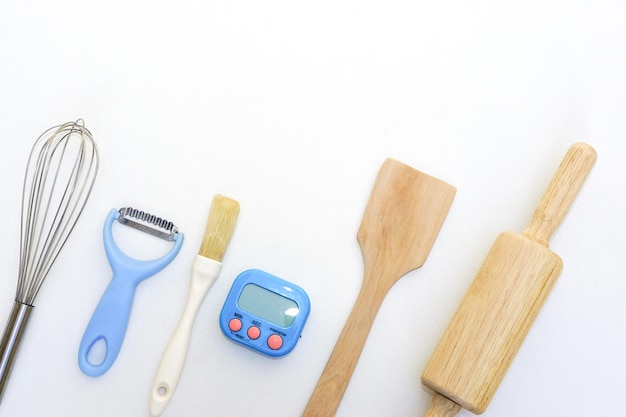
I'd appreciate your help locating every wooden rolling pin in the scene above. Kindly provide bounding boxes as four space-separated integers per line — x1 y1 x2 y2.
421 142 597 416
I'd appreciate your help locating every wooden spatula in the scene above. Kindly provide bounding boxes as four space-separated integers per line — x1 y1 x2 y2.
421 142 596 416
303 158 456 417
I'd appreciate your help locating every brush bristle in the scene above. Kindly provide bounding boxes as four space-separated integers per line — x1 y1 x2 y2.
198 195 240 261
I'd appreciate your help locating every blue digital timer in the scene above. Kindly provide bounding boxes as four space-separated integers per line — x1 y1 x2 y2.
219 269 311 357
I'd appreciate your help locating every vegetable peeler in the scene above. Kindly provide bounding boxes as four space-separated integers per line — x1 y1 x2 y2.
78 207 184 377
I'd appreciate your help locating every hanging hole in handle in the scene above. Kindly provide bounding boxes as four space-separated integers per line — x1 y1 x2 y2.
156 384 169 397
87 337 107 366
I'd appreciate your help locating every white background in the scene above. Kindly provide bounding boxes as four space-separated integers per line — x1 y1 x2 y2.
1 1 625 416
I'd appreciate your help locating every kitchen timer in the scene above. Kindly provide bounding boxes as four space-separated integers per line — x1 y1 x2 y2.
219 269 310 357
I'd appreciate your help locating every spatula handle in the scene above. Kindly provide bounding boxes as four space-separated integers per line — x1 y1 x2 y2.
302 277 387 417
524 142 596 246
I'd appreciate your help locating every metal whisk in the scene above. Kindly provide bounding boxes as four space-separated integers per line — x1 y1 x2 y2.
0 120 99 402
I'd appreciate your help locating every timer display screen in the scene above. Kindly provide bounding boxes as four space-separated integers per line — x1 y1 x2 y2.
238 283 300 327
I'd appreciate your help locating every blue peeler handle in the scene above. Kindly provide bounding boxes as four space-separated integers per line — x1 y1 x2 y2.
78 209 184 377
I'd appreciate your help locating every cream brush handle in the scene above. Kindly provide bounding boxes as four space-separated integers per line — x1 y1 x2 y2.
149 256 222 417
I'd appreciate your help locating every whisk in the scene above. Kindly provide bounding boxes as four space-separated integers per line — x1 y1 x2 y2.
0 120 99 402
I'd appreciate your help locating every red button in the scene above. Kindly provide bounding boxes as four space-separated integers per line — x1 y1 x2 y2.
228 318 242 332
247 326 261 340
267 334 283 350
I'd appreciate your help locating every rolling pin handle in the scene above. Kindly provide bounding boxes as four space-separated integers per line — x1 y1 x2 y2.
423 393 461 417
523 142 596 246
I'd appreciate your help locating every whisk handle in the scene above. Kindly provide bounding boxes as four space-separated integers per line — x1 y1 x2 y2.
0 302 33 402
78 275 138 376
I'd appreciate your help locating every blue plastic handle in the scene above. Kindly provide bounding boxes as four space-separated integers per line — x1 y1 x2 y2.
78 209 183 377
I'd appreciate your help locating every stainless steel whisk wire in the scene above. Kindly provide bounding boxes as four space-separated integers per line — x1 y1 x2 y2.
18 122 99 304
0 120 99 403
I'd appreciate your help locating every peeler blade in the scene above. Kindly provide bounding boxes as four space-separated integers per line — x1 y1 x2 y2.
117 207 179 241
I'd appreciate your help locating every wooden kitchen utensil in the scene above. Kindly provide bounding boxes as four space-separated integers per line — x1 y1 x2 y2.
421 142 596 416
303 158 456 417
